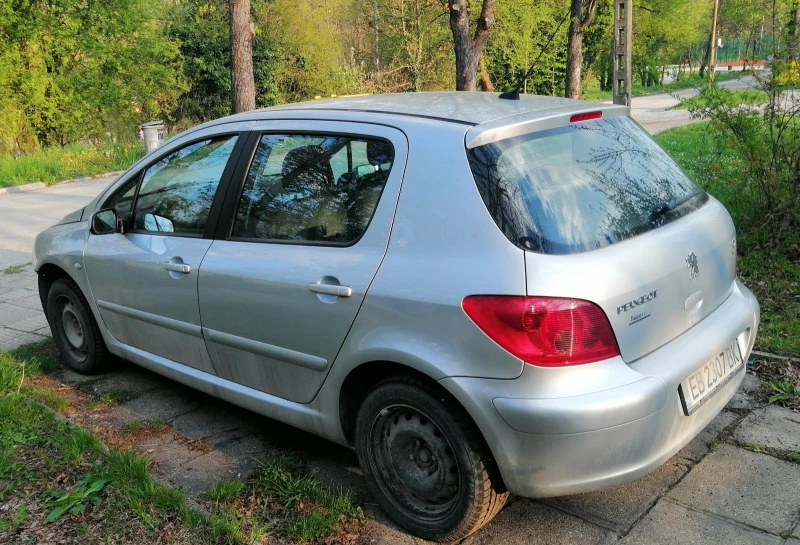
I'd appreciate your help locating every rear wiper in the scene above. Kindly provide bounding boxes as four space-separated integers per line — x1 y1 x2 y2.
649 192 701 222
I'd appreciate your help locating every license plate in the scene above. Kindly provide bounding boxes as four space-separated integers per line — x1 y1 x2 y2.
679 340 743 415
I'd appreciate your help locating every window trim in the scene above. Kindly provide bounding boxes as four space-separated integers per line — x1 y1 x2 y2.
220 130 395 249
121 132 248 239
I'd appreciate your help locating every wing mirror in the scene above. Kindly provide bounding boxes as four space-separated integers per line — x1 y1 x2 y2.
91 209 122 235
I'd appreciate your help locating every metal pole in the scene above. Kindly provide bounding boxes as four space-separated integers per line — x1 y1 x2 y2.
708 0 720 82
612 0 633 106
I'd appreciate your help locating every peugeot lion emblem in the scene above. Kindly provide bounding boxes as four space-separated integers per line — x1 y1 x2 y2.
686 252 700 280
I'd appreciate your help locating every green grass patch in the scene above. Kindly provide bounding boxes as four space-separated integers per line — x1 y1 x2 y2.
656 123 800 357
670 89 769 110
86 388 134 408
0 141 143 188
582 70 743 101
122 416 165 432
0 340 365 543
2 263 30 274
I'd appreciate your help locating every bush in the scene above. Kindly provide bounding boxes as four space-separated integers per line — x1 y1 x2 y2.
683 67 800 246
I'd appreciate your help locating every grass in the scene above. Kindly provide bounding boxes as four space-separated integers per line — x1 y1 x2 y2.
0 141 143 188
669 89 769 110
582 70 743 101
122 416 165 432
2 262 30 274
655 122 800 358
0 340 364 544
86 388 134 408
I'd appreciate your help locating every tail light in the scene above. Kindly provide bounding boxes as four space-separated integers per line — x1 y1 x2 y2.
462 296 620 367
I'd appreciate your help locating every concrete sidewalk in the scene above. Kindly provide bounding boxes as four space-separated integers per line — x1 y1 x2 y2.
1 262 799 545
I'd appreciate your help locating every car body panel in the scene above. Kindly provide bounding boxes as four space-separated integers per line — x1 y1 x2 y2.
199 121 409 403
84 233 217 373
523 196 737 362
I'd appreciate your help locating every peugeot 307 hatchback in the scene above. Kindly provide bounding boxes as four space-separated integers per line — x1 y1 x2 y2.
34 92 760 541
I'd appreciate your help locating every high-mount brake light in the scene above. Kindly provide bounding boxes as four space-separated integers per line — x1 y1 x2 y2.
569 111 603 123
462 296 620 367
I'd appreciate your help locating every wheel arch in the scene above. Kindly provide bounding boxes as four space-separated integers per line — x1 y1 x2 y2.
338 360 506 490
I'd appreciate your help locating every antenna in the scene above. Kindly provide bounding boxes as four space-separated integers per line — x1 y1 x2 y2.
499 8 571 100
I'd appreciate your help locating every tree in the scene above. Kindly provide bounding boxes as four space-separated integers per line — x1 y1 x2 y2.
565 0 599 98
230 0 256 113
448 0 496 91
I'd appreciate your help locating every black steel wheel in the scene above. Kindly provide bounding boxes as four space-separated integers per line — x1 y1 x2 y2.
46 277 109 374
355 377 507 542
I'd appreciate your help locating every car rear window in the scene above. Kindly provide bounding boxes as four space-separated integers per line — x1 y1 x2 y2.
467 116 708 255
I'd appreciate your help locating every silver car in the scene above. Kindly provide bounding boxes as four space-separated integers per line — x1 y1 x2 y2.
34 92 760 541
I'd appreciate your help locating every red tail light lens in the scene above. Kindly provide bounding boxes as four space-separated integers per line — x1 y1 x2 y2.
462 296 620 367
569 111 602 123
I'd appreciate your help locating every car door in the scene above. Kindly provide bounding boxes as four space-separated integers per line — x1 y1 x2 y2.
198 121 408 403
84 130 247 373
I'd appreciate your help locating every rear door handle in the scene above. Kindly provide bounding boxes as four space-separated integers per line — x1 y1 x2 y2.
307 283 352 298
162 262 191 274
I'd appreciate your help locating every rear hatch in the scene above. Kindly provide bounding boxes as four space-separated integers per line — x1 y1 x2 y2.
466 115 737 362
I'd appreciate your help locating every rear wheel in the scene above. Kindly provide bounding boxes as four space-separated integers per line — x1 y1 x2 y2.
355 377 508 542
46 278 109 374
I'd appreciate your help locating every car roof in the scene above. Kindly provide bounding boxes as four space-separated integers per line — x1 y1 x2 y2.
247 91 616 125
199 91 630 148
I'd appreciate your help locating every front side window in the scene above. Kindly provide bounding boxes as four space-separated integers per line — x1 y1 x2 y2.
132 135 238 235
468 116 707 254
232 134 394 244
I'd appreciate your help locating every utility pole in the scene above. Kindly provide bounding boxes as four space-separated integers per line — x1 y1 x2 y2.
612 0 632 106
708 0 720 83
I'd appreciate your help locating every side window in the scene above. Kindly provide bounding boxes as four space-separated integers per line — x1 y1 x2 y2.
232 134 394 244
132 135 238 235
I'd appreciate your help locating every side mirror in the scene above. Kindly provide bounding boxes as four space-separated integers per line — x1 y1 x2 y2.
92 209 119 235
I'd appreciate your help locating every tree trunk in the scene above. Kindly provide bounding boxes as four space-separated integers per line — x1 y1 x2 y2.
565 0 598 99
230 0 255 113
449 0 495 91
789 5 800 60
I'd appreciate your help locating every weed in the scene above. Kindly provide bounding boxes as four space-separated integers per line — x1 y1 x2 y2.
0 504 27 531
207 479 244 503
45 473 111 523
87 388 133 408
766 380 800 404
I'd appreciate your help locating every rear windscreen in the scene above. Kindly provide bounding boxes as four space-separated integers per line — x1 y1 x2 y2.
467 116 708 255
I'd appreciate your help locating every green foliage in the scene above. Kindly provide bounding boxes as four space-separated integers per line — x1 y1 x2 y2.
45 473 111 523
0 0 184 153
0 140 142 188
670 89 769 109
766 380 800 403
207 479 245 503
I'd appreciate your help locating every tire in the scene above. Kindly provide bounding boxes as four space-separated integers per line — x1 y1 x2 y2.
46 277 110 374
355 376 508 542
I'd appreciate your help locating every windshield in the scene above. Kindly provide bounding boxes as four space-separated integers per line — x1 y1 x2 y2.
467 116 707 255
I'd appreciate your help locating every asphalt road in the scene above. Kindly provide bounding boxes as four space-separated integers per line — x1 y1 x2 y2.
0 174 119 270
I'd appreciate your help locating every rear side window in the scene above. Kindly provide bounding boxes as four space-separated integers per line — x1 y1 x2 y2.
231 134 393 245
467 116 707 255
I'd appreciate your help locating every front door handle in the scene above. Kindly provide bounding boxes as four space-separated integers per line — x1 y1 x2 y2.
308 283 352 298
162 262 191 274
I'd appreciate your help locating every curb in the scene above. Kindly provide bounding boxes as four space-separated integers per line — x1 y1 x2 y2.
0 171 123 197
752 350 800 365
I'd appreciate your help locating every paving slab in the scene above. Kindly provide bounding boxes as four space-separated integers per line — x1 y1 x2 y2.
0 327 47 350
113 387 201 426
170 402 253 441
12 314 50 333
542 461 687 532
462 500 611 545
787 539 800 545
0 302 40 324
733 405 800 455
77 367 170 397
618 499 782 545
678 410 740 462
669 444 800 535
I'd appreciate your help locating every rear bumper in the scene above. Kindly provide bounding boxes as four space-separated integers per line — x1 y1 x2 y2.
440 280 759 498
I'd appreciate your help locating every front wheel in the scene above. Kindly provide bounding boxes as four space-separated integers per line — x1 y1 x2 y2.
355 377 508 542
46 277 109 374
